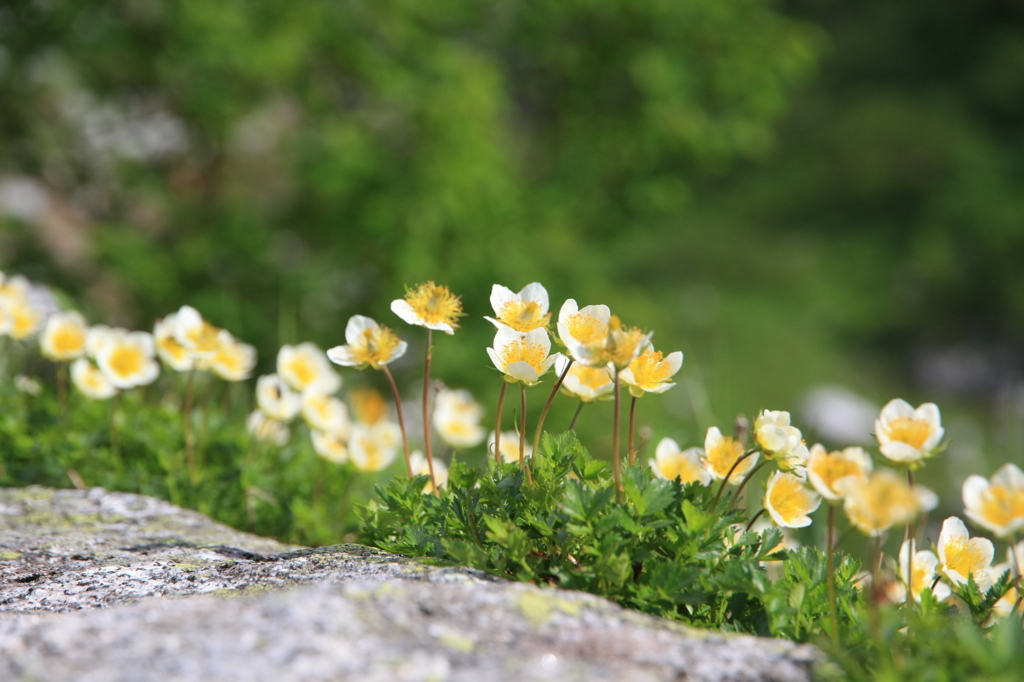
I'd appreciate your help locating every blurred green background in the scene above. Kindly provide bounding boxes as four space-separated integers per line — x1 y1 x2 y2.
3 0 1024 534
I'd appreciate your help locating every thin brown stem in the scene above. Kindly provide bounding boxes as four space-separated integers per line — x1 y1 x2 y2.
382 365 414 478
711 448 759 509
494 382 508 464
531 357 573 458
612 369 623 503
729 459 769 510
628 395 638 466
519 382 533 484
569 401 585 431
828 504 839 641
422 329 439 496
183 369 196 484
744 508 766 533
905 467 916 610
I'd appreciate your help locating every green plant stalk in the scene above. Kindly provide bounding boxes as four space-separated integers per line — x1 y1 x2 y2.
494 381 507 464
531 357 573 459
828 503 839 641
56 362 68 421
382 365 414 477
569 401 584 431
612 369 623 503
905 466 916 612
744 507 766 532
628 395 638 465
710 448 758 509
183 368 197 484
421 328 439 496
729 458 769 509
519 382 533 484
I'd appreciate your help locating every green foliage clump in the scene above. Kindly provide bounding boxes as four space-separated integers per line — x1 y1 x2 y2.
360 431 862 640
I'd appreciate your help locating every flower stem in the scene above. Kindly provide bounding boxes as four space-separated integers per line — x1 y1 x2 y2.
827 504 839 641
569 401 585 431
422 329 439 496
382 365 414 478
628 395 638 466
710 448 758 509
494 382 508 464
729 459 768 509
56 362 68 421
744 508 766 533
612 369 623 503
905 466 916 611
531 358 573 460
519 382 533 484
183 369 197 484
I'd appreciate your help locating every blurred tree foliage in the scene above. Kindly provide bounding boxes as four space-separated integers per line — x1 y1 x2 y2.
4 0 1024 463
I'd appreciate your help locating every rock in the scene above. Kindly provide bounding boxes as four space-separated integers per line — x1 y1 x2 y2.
0 486 821 681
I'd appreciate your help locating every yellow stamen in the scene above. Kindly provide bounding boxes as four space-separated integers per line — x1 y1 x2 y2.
886 416 933 449
977 485 1024 531
499 339 547 373
286 356 317 387
52 325 86 355
405 281 463 327
352 326 402 368
810 453 865 495
705 436 750 478
158 335 190 363
944 537 988 578
352 388 387 425
573 365 612 390
108 347 143 378
627 350 672 388
768 475 814 524
659 454 704 484
566 313 607 345
498 300 550 333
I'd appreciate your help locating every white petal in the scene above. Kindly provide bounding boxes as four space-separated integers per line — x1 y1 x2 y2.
489 284 517 315
880 398 916 424
345 315 379 345
390 299 421 326
326 345 358 366
506 361 539 384
992 463 1024 491
485 347 504 373
655 437 680 459
518 282 549 312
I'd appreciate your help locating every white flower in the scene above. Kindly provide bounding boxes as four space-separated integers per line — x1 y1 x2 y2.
301 391 351 437
70 358 118 400
806 444 873 502
432 388 487 449
203 330 257 381
962 463 1024 538
256 374 301 421
390 281 463 335
311 429 349 464
14 374 42 396
875 398 944 463
620 348 683 397
486 326 555 385
937 516 995 589
349 422 402 472
326 315 407 369
764 470 821 528
754 410 809 472
649 438 711 486
837 469 938 537
40 310 88 361
85 325 116 358
246 410 290 446
556 299 612 367
484 282 551 333
410 450 449 493
892 540 951 603
603 316 652 370
277 342 342 394
554 353 614 402
702 426 758 481
94 330 160 389
488 430 532 464
0 275 43 339
173 305 221 359
153 314 194 371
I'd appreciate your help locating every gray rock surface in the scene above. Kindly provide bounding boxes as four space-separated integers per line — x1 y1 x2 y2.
0 486 822 681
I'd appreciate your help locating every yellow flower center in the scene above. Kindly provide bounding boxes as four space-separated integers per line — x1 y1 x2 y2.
572 365 612 390
355 436 386 471
440 419 473 436
886 416 933 449
846 476 918 533
187 322 221 355
977 485 1024 530
910 558 930 598
405 282 463 327
705 436 750 478
566 312 607 346
108 346 143 378
11 304 40 338
352 388 387 425
213 343 245 374
285 355 317 388
498 300 550 332
158 334 190 363
944 537 988 579
627 350 672 387
499 339 548 373
306 394 332 420
82 367 106 390
659 453 704 484
810 453 864 495
768 475 814 524
353 326 402 368
604 316 647 366
52 325 86 355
